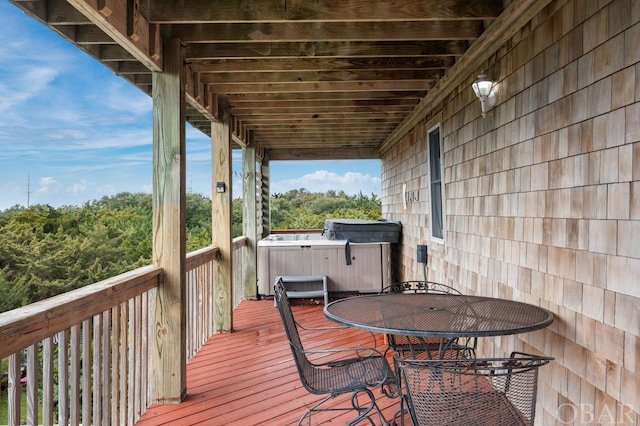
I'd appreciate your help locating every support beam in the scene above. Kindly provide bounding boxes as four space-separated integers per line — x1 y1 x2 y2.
150 38 186 404
212 105 233 333
242 134 257 300
66 0 162 71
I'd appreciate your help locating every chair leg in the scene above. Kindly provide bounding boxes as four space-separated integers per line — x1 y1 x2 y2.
297 395 333 426
348 388 389 426
297 388 389 426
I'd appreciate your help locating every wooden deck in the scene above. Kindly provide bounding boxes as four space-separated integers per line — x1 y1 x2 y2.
136 298 402 425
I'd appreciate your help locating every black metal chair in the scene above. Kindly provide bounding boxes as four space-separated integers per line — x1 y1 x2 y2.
380 281 477 360
395 352 553 426
274 278 392 425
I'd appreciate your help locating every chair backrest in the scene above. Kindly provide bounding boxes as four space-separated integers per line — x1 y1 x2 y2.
379 281 467 359
381 280 462 295
273 277 316 392
396 352 553 425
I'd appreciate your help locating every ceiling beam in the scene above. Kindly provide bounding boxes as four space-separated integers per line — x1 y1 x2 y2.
225 91 425 102
166 20 483 43
99 44 137 61
252 124 395 132
144 0 503 23
47 0 91 24
231 105 414 115
266 147 380 160
199 69 443 85
189 56 456 73
242 109 406 117
186 40 468 60
229 97 418 109
207 80 435 94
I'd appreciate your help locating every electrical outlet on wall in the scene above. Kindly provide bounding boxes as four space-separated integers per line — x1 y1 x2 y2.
417 245 428 264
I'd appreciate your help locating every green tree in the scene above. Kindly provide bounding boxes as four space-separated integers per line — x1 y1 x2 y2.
0 192 220 312
269 188 381 230
0 189 380 312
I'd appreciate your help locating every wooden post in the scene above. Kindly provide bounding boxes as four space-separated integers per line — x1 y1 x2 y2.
242 134 257 299
212 104 233 333
150 37 186 404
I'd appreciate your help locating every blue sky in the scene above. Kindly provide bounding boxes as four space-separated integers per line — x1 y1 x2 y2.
0 0 381 211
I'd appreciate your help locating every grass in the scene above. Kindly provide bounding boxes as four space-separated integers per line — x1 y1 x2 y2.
0 389 45 425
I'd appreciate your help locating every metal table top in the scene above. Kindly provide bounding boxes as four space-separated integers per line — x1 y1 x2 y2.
324 293 553 338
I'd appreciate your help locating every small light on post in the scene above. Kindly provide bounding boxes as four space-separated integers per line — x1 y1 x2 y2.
216 182 226 193
472 73 498 118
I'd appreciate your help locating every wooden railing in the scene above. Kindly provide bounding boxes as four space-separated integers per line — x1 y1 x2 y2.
0 239 249 425
185 237 248 362
232 236 249 310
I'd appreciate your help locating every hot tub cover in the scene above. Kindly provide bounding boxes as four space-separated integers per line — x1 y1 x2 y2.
322 219 402 243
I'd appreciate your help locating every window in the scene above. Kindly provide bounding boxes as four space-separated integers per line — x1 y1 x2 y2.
428 126 444 240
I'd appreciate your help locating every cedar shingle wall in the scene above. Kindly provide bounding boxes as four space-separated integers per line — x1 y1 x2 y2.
381 0 640 423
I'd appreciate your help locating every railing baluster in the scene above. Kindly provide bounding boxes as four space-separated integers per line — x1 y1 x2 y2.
187 268 194 359
205 261 211 337
128 298 135 425
111 304 120 426
7 352 20 425
70 324 80 425
82 318 92 426
120 302 131 425
26 344 38 425
102 310 110 426
58 329 69 426
133 294 142 423
92 314 102 424
141 290 149 413
43 337 54 426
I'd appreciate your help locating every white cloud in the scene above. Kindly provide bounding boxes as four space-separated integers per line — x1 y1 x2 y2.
67 179 91 194
274 170 381 196
38 176 61 193
0 66 59 113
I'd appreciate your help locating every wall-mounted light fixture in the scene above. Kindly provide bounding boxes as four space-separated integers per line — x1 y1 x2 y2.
472 73 498 118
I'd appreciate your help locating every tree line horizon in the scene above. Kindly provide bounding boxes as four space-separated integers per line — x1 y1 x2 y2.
0 189 382 313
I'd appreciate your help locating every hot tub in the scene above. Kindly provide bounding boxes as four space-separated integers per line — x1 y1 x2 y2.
258 234 391 297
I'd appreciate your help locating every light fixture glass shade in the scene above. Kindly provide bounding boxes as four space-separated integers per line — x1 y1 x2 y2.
472 75 494 97
472 73 497 118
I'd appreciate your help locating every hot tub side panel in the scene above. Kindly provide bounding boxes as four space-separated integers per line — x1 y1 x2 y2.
258 240 391 296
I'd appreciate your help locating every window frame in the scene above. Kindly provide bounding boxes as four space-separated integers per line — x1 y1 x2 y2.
427 124 445 242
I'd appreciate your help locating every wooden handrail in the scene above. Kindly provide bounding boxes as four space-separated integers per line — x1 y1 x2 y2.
185 236 248 271
0 265 161 360
186 245 220 270
233 235 249 248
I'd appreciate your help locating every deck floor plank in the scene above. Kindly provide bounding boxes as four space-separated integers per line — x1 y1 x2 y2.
136 299 401 425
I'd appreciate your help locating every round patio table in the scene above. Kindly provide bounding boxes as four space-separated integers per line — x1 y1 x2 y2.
324 293 553 339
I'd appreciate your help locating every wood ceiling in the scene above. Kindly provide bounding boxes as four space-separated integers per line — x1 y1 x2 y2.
10 0 509 160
